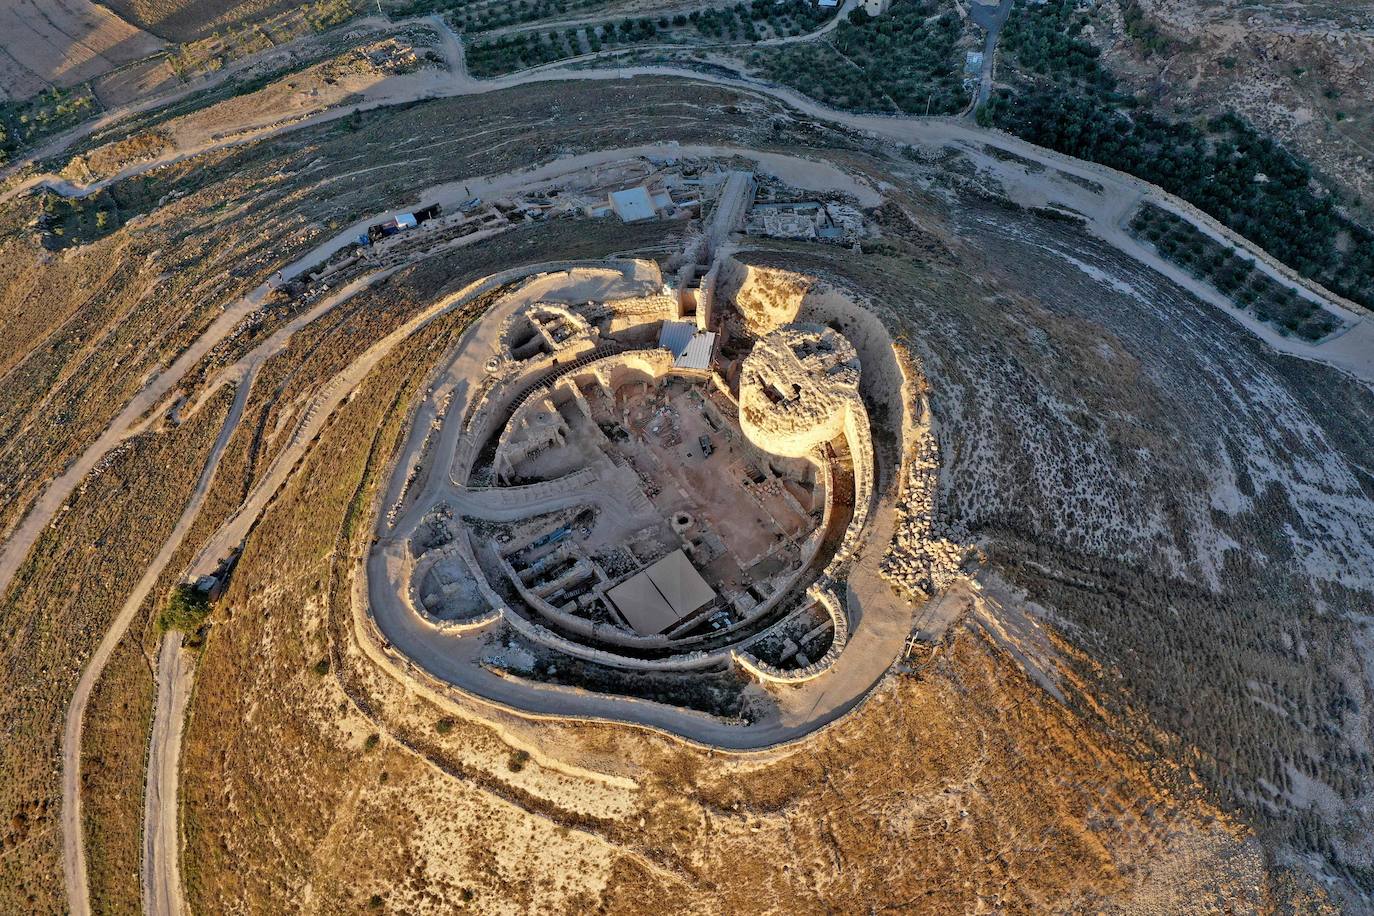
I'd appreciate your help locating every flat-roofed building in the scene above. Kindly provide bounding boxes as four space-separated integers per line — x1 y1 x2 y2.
609 186 656 222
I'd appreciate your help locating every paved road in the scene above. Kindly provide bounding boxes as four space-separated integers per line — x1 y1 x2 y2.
968 0 1014 109
142 633 192 916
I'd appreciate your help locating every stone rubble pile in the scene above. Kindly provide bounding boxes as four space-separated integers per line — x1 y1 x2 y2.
881 426 966 597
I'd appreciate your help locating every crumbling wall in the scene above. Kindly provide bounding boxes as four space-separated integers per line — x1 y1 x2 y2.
880 416 967 598
733 582 849 683
716 257 811 334
499 602 736 672
830 401 875 575
404 533 505 633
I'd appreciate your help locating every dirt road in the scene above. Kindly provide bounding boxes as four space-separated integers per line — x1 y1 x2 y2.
362 262 916 749
185 260 654 580
60 376 247 916
142 633 193 916
12 35 1366 385
18 30 1373 914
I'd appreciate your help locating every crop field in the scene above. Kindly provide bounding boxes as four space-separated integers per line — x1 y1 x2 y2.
0 0 164 101
0 87 103 167
1130 203 1342 341
390 0 610 31
983 0 1374 314
465 0 834 76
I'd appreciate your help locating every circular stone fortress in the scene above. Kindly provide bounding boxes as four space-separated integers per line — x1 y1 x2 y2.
364 210 938 739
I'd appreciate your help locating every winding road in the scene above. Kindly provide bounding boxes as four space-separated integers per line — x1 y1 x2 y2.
142 633 192 916
61 375 248 916
1 14 1366 916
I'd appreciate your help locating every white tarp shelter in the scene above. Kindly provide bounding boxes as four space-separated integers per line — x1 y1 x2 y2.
658 320 716 371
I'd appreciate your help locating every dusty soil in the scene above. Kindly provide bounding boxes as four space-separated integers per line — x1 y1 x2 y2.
177 301 1331 913
0 0 165 101
4 69 1372 913
101 0 318 43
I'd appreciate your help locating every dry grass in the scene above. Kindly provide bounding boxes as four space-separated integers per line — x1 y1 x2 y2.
0 80 796 914
79 621 156 916
0 387 231 914
733 195 1374 895
171 205 1340 910
101 0 349 44
173 328 1331 908
5 70 1370 910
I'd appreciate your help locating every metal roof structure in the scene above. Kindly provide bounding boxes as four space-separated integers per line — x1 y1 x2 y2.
609 186 656 222
606 549 715 635
658 320 716 371
658 320 695 353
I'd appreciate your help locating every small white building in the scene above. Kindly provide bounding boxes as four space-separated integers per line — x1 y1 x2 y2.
609 186 656 222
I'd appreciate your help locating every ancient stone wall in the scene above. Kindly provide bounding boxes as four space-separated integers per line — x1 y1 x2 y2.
404 534 505 633
732 582 849 683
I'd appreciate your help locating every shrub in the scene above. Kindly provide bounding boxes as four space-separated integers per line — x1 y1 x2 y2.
159 583 211 633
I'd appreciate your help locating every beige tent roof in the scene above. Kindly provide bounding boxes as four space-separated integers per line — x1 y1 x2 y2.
644 549 716 617
607 549 715 635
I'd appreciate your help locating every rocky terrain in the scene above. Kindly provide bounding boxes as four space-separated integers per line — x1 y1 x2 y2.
0 4 1371 914
1094 0 1374 224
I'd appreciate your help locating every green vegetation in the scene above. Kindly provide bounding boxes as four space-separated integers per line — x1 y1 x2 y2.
995 0 1113 94
389 0 602 31
35 190 123 249
34 165 195 250
159 583 212 633
1131 204 1341 341
465 0 833 77
984 0 1374 311
305 0 358 31
754 1 966 115
1119 0 1177 57
0 86 99 167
